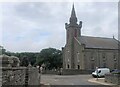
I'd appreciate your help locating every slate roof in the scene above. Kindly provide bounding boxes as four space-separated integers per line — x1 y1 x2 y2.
80 36 119 49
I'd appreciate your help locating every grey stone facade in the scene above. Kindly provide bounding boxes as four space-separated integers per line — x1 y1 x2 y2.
2 67 40 86
105 73 120 85
63 4 119 71
0 55 40 86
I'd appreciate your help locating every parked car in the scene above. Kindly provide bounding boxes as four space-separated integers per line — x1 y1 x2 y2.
111 69 120 74
92 68 110 78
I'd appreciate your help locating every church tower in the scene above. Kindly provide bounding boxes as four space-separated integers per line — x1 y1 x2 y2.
65 4 82 45
64 4 82 69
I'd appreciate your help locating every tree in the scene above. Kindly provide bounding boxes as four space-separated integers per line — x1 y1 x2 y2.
20 56 29 67
0 46 6 54
17 52 39 66
36 48 62 70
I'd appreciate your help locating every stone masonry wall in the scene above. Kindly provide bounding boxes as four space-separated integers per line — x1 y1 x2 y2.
105 73 120 85
1 66 40 86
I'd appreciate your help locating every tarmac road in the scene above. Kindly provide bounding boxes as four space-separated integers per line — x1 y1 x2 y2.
41 74 107 85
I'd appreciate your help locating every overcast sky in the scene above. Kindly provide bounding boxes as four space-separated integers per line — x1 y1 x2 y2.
0 0 119 52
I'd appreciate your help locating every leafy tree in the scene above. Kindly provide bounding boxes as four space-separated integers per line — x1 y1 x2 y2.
16 52 39 66
36 48 62 70
20 56 29 67
1 46 62 68
5 51 39 66
0 46 6 54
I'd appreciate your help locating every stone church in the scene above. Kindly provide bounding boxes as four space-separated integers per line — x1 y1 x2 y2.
62 4 119 70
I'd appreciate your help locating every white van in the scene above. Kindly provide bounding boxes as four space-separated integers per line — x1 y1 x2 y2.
92 68 110 77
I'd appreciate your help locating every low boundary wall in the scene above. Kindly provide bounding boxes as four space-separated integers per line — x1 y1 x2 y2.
1 66 40 86
43 69 93 75
62 69 93 75
105 73 120 85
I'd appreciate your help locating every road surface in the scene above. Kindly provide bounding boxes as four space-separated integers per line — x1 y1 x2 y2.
41 74 105 85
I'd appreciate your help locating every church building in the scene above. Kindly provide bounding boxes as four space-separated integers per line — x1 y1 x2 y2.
62 4 119 70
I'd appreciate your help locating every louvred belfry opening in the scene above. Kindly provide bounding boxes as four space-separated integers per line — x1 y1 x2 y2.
74 29 77 37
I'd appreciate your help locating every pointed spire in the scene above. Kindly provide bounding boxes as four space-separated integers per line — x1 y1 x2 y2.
71 3 76 18
69 3 77 24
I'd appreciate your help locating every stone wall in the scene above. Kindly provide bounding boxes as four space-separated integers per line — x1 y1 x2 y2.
27 66 40 85
43 70 59 75
1 66 40 86
62 69 93 75
43 69 93 75
105 73 120 85
2 67 26 86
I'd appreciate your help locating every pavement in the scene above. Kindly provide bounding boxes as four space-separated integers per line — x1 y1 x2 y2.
88 78 115 85
40 75 120 87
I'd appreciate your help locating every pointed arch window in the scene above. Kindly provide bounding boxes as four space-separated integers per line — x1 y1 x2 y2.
77 52 80 62
91 63 95 70
102 53 106 61
77 65 80 69
67 64 70 69
114 63 117 69
113 53 117 61
103 63 106 68
90 52 94 61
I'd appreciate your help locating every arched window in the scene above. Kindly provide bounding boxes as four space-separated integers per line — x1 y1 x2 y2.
114 63 117 69
103 63 106 68
90 52 94 61
113 53 117 61
77 65 80 69
67 64 69 69
74 29 77 37
91 63 94 70
102 53 106 61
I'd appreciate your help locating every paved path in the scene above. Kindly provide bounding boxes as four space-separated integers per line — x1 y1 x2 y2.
41 75 103 85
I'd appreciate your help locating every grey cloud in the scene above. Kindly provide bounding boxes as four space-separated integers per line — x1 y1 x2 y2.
2 2 118 52
76 2 118 38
